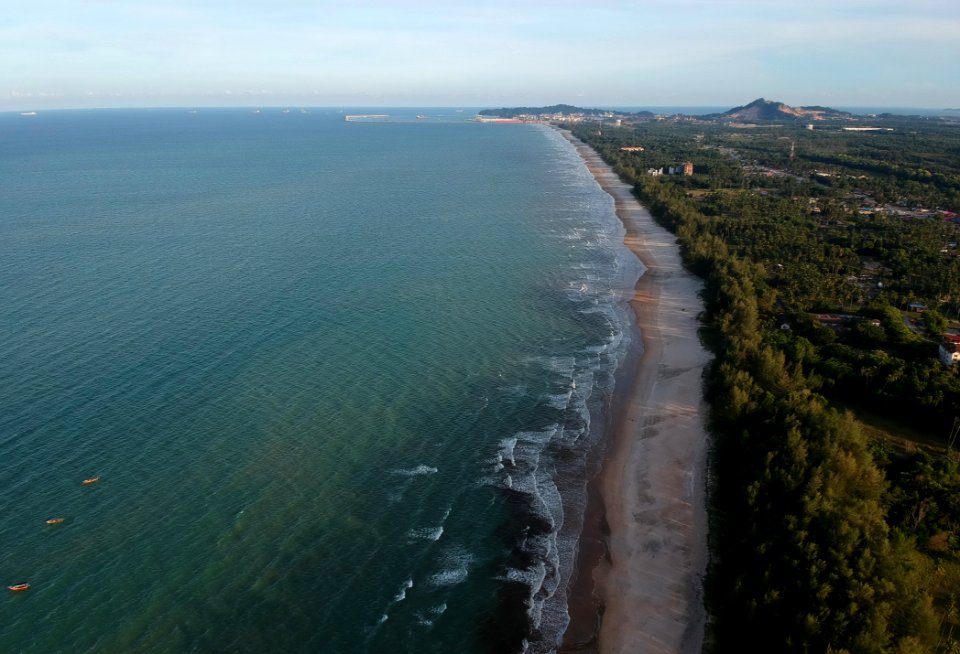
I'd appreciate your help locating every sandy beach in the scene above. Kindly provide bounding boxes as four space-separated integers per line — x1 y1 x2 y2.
558 131 711 654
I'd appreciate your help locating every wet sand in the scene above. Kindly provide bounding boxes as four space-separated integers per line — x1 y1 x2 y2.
558 131 711 654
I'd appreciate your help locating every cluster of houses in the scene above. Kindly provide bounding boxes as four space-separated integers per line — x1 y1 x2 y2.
479 110 627 124
615 144 695 177
805 313 960 368
647 161 695 177
848 189 959 222
809 313 881 333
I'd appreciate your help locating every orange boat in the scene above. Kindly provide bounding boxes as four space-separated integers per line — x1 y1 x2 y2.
8 584 30 592
46 518 65 525
82 476 100 485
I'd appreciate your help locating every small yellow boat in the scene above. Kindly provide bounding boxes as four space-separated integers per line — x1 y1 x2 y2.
82 476 100 485
46 518 65 525
8 584 30 592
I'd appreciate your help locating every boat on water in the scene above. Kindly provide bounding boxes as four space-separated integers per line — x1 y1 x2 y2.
46 518 65 525
82 476 100 485
8 584 30 592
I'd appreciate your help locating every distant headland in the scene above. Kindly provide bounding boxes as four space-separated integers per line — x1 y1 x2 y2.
478 98 955 124
478 103 654 120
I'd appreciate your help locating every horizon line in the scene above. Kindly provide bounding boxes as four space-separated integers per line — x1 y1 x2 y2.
5 103 959 113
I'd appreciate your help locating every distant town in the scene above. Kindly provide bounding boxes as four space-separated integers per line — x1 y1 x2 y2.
476 97 950 127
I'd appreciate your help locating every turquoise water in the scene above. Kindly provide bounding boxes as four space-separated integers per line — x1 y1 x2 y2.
0 109 640 653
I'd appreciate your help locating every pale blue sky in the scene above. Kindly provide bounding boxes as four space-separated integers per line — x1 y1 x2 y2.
3 0 959 109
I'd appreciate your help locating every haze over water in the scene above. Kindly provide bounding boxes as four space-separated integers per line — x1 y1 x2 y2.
0 109 639 653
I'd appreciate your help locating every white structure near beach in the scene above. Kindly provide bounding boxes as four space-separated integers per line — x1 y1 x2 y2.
939 336 960 366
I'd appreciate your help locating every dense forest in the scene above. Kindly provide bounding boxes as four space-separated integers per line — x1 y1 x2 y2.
566 113 960 652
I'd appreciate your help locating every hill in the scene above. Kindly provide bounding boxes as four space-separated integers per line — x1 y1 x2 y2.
716 98 853 121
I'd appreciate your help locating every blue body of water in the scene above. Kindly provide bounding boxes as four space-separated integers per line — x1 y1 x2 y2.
0 109 640 652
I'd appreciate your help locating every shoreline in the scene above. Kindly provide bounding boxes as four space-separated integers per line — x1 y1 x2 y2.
557 130 711 653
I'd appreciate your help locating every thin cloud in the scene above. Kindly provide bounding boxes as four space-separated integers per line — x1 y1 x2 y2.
1 0 957 108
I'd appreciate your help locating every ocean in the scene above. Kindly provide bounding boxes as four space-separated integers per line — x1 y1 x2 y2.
0 108 641 653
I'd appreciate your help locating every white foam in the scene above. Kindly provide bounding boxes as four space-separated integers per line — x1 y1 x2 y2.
393 578 413 603
428 549 473 587
392 465 438 476
408 526 444 542
561 228 588 242
428 567 468 586
537 468 564 531
498 125 640 652
414 603 448 628
499 436 517 467
503 562 547 588
541 355 576 377
546 392 571 410
487 427 563 493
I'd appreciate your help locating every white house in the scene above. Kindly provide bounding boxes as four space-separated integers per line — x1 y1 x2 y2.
939 337 960 366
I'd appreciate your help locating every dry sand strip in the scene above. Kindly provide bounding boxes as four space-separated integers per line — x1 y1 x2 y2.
559 129 711 654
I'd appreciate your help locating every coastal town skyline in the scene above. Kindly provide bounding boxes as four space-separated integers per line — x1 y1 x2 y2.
4 0 959 111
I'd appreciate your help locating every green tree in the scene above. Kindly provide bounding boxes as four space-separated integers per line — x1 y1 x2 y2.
922 309 948 337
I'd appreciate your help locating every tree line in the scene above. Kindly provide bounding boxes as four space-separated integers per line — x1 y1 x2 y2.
568 118 960 652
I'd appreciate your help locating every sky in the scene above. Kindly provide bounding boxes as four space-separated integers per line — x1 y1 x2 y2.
3 0 959 110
